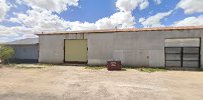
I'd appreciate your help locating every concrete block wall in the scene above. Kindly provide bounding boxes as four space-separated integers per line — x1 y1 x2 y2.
113 31 165 67
39 33 86 64
87 33 115 65
39 35 64 63
38 29 203 68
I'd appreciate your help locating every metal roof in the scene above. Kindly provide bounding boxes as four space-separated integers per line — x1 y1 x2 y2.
3 38 38 45
37 26 203 35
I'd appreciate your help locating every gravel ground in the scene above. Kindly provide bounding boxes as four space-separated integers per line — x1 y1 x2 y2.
0 65 203 100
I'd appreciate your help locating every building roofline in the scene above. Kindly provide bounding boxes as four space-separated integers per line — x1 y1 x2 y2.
36 26 203 35
3 38 39 45
4 43 39 46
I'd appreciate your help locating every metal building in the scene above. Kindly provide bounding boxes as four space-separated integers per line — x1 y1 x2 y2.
37 26 203 69
4 38 39 63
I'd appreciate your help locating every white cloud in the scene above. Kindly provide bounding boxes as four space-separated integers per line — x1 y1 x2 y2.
139 18 145 23
10 8 135 30
0 25 19 37
177 0 203 14
69 11 135 30
67 21 96 31
2 8 69 41
154 0 161 5
139 0 149 10
10 0 136 31
139 10 172 27
23 0 79 13
9 8 69 32
66 12 135 31
5 10 135 42
16 0 22 5
0 37 10 43
2 0 137 42
96 11 135 29
0 25 38 42
116 0 149 12
0 0 10 21
173 16 203 26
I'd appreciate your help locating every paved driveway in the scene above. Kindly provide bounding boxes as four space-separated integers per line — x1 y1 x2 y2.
0 65 203 100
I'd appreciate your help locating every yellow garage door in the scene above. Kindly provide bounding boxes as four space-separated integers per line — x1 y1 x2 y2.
65 39 87 62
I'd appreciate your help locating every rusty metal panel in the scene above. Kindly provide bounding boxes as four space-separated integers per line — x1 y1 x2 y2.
107 61 122 71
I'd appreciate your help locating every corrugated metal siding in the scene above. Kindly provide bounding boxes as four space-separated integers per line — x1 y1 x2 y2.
11 45 38 59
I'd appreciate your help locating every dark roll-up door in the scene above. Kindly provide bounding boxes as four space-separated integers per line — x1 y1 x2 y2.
165 38 200 68
165 47 200 68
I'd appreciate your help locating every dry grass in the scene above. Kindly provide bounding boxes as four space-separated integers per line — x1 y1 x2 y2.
136 67 166 72
85 66 106 70
0 66 202 100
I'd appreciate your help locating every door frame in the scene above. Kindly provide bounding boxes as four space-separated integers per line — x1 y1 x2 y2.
63 39 88 64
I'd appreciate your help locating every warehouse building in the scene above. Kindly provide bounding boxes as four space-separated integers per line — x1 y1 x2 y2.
37 26 203 68
4 38 39 63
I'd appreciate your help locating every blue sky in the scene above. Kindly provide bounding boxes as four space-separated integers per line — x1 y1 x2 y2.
0 0 203 42
59 0 117 22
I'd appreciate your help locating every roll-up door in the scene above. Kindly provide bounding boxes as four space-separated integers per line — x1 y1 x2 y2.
165 38 200 68
64 39 87 63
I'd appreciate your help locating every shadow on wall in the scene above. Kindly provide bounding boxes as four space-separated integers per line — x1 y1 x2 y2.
8 59 38 64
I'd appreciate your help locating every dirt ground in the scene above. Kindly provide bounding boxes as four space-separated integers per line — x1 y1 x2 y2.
0 65 203 100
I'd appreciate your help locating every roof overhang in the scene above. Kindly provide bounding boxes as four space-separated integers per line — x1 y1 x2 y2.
36 26 203 35
3 43 39 46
